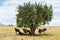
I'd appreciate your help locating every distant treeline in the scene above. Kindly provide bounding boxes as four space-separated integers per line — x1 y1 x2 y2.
8 24 13 26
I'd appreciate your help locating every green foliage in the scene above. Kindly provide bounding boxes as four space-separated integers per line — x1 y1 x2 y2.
16 2 53 28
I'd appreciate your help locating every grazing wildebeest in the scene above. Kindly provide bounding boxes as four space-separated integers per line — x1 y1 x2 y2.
38 28 47 34
23 28 30 34
14 28 24 35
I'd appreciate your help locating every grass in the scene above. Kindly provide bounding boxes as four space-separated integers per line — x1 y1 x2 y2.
0 26 60 40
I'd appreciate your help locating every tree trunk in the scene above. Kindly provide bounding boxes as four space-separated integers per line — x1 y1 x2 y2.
30 19 37 35
30 27 36 35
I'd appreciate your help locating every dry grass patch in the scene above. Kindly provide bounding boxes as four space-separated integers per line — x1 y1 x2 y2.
0 26 60 40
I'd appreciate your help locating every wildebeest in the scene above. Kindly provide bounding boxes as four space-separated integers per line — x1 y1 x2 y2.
38 28 47 34
14 28 24 35
23 28 30 34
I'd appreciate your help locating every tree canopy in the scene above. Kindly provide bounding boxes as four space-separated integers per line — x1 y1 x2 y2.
16 2 53 28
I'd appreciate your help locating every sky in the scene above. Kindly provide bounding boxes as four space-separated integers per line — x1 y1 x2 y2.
0 0 60 26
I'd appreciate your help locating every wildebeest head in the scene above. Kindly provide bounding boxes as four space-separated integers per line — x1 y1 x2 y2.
38 29 42 33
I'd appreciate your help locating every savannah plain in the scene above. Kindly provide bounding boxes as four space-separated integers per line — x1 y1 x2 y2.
0 26 60 40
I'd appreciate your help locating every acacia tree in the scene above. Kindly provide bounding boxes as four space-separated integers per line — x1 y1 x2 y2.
16 2 53 35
